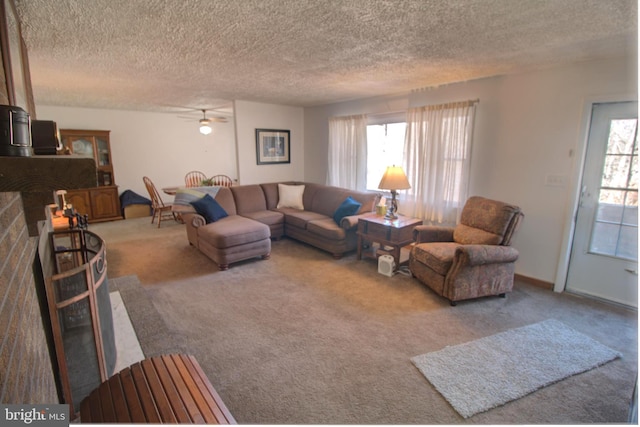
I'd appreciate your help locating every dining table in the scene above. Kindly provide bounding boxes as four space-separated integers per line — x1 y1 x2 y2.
162 186 180 196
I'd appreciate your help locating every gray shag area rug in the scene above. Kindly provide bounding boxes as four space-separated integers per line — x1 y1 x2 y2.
411 319 622 418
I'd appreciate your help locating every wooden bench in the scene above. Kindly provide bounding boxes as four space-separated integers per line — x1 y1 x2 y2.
80 354 236 424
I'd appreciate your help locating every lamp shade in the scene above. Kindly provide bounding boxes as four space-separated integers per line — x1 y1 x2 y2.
378 165 410 190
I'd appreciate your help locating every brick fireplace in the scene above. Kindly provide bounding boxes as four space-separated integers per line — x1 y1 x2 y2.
0 192 58 403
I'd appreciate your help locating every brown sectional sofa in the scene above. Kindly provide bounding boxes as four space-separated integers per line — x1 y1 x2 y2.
177 182 380 270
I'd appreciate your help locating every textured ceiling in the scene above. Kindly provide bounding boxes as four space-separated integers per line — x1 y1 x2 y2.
13 0 638 113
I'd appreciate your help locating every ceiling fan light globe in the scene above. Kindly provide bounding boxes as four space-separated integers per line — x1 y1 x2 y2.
199 124 212 135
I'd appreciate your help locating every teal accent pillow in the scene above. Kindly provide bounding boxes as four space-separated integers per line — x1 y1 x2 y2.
333 196 362 225
190 194 228 223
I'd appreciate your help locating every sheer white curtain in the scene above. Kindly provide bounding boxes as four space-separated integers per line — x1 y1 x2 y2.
403 100 477 224
327 115 367 190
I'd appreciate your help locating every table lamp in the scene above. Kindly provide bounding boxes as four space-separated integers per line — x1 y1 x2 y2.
378 165 410 220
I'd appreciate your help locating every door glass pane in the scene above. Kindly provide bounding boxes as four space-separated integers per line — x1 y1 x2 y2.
589 118 638 261
630 154 638 189
623 194 638 225
618 225 638 259
606 119 637 154
596 196 623 222
590 222 620 255
602 155 630 188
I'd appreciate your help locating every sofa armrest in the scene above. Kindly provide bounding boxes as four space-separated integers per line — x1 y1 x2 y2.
413 225 455 243
340 212 380 230
182 212 206 228
453 245 519 267
340 213 373 230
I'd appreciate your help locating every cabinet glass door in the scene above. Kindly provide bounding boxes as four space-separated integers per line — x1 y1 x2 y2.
69 138 94 159
96 137 110 167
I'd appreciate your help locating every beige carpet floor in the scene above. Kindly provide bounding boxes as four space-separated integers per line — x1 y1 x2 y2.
94 217 638 424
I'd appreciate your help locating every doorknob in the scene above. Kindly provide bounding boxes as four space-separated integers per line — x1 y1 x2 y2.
624 268 638 275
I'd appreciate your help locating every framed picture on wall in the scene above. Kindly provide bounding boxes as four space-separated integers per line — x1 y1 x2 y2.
255 129 290 165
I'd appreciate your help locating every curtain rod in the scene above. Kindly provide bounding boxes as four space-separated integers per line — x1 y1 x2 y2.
368 110 406 118
413 99 480 111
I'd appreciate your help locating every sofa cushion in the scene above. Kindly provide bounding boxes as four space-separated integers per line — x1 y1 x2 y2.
212 187 238 215
261 182 297 210
310 186 350 217
277 184 305 209
280 209 328 229
333 196 362 225
190 194 228 223
458 196 521 243
307 185 379 218
411 242 458 276
307 218 347 240
240 210 284 227
453 223 502 245
231 185 268 214
197 215 270 248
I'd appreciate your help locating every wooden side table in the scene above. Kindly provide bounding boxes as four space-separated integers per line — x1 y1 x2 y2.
357 213 422 271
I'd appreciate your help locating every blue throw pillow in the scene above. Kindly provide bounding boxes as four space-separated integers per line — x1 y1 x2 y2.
333 196 362 225
190 194 228 223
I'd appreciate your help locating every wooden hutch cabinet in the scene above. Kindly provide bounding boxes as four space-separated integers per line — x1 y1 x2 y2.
60 129 122 222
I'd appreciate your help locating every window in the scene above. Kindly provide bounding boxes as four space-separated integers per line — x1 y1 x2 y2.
366 120 406 191
589 118 638 260
403 100 477 223
329 100 476 224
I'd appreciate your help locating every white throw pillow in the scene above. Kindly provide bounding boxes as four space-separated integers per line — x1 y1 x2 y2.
277 184 305 209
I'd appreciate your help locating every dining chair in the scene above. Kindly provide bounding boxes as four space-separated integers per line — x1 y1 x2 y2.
210 174 233 187
142 176 179 227
184 170 208 187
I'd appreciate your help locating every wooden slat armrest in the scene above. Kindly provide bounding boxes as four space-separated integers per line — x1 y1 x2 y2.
80 354 236 424
161 354 207 424
140 359 177 422
182 354 236 424
130 363 163 423
118 366 146 422
106 375 131 423
97 381 117 423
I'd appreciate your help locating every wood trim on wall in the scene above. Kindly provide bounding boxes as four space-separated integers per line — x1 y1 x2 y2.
19 35 35 117
515 273 554 290
0 0 12 104
0 0 36 116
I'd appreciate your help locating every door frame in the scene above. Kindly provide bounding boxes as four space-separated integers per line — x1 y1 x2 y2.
554 95 638 294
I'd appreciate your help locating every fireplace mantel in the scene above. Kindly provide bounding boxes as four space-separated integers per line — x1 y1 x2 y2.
0 156 96 235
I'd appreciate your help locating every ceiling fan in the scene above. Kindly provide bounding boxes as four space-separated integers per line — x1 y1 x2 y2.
178 109 229 135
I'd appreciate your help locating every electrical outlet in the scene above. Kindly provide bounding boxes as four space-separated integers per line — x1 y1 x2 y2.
545 174 567 187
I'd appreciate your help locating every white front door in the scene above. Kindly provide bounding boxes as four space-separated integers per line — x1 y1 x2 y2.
566 101 638 308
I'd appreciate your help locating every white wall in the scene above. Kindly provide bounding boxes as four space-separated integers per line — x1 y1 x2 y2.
36 101 305 195
234 100 304 184
35 106 237 198
304 56 638 284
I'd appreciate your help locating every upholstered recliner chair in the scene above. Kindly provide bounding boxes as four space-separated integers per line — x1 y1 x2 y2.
409 196 523 305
